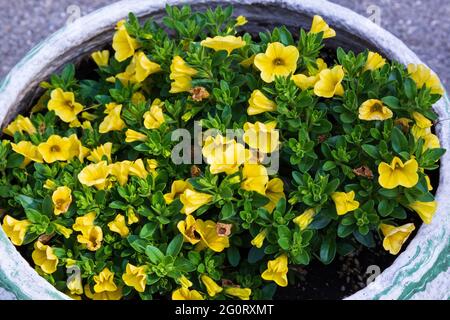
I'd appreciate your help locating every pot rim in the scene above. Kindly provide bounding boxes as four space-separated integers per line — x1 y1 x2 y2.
0 0 448 300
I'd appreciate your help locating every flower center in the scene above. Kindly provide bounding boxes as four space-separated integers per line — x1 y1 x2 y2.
371 103 383 113
50 145 61 153
273 58 284 66
66 101 75 110
55 199 66 208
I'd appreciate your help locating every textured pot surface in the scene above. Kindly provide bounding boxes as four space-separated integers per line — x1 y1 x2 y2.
0 0 448 300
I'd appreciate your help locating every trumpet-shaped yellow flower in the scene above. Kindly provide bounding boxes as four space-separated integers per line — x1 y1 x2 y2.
129 159 148 179
408 201 437 224
363 51 386 72
164 180 192 204
247 90 277 115
169 56 198 93
180 189 213 215
358 99 393 121
78 161 111 190
172 288 204 300
202 136 248 175
48 88 84 123
264 178 285 213
112 23 139 62
99 103 126 133
2 215 31 246
109 160 132 186
309 15 336 39
87 142 113 163
125 129 147 142
201 35 246 55
122 263 147 293
72 212 96 233
38 135 72 163
177 215 202 245
261 254 289 287
293 208 316 230
77 225 103 251
178 275 193 288
201 275 223 297
91 50 110 67
3 115 36 136
314 65 345 98
254 42 300 83
378 157 419 189
422 133 440 152
67 270 83 295
143 99 165 129
412 111 432 130
32 241 59 274
195 219 230 252
331 191 360 216
107 214 129 237
241 163 269 195
251 229 268 248
94 268 117 293
11 141 43 165
134 51 162 82
224 287 252 300
243 121 279 154
235 15 248 27
292 58 328 90
84 284 123 300
407 64 444 95
54 223 73 239
380 223 415 255
146 159 158 174
52 186 72 216
68 134 90 163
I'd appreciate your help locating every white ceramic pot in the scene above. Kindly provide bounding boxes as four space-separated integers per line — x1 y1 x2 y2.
0 0 449 300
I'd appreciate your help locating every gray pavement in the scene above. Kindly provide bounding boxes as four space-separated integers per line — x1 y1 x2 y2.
0 0 448 90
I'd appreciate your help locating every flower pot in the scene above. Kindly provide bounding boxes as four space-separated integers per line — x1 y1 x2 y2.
0 0 448 300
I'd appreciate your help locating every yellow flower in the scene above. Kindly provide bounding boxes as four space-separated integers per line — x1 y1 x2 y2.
3 115 36 136
408 201 437 224
129 159 148 179
358 99 393 121
125 129 147 142
178 275 193 288
143 99 165 129
314 65 345 98
201 275 223 297
126 207 139 225
293 208 316 230
47 88 84 123
261 254 289 287
112 23 139 62
425 175 433 191
201 35 246 55
99 103 126 133
254 42 300 83
169 56 198 93
247 90 277 115
378 157 419 189
122 263 147 293
224 287 252 300
363 51 386 72
147 159 158 174
309 15 336 39
67 271 83 295
422 133 440 152
164 180 192 204
38 135 72 163
251 229 268 248
2 215 31 246
196 219 230 252
240 54 256 68
87 142 113 163
172 288 204 300
177 215 202 245
235 15 248 27
331 191 360 216
264 178 285 213
31 241 59 274
72 212 96 233
380 223 415 255
68 134 90 163
241 163 269 195
292 58 328 90
180 189 213 215
243 121 279 154
91 50 110 67
107 214 129 237
412 111 432 131
407 64 444 95
54 223 73 238
78 161 111 190
134 51 162 82
52 186 72 216
84 284 122 300
44 179 56 190
77 225 103 251
109 160 132 186
11 141 43 165
202 135 248 175
94 268 117 293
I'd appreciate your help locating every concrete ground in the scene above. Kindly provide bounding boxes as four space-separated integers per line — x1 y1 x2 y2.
0 0 448 90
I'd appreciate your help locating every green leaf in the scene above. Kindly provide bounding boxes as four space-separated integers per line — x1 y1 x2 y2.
139 223 157 240
353 230 375 248
145 246 165 264
227 247 240 267
174 257 196 272
6 153 24 168
391 127 409 153
320 234 336 264
362 144 380 159
220 202 235 220
323 161 336 171
404 78 417 99
248 247 265 264
166 234 183 257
